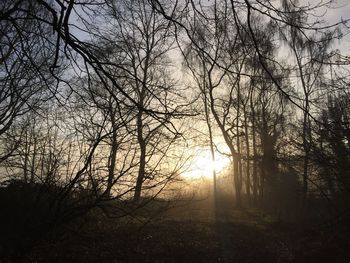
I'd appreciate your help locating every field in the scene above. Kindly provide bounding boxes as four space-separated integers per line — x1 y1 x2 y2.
24 191 350 263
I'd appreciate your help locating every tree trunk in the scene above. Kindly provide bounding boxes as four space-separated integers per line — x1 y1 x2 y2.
250 91 258 204
234 153 242 207
106 128 118 197
244 110 251 201
134 109 146 202
201 61 217 201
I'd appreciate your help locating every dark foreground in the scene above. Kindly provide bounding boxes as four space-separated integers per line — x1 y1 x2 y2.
17 194 349 263
28 217 349 262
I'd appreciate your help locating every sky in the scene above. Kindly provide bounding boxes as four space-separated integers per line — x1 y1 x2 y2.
308 0 350 53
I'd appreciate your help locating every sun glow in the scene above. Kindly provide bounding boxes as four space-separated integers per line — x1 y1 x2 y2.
183 149 231 180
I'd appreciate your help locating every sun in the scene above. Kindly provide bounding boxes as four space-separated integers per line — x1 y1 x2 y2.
183 148 231 180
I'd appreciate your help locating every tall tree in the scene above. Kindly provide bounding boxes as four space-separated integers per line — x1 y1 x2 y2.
94 0 189 202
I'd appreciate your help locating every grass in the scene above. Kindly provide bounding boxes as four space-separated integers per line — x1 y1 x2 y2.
18 194 350 262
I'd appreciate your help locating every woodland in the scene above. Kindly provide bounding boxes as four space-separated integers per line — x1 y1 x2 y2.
1 0 350 262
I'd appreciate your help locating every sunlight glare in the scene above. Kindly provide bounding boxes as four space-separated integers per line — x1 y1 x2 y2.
183 149 231 180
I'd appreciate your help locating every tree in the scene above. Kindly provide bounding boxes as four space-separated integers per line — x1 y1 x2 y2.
181 1 250 206
0 0 60 163
99 0 188 202
279 0 339 205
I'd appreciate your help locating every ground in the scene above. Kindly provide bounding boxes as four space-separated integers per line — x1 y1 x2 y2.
25 193 350 262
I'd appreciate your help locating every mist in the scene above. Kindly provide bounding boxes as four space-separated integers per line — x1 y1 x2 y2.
1 0 350 262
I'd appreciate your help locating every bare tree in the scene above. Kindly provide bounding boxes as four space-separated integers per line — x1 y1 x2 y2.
98 0 189 202
0 0 61 163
